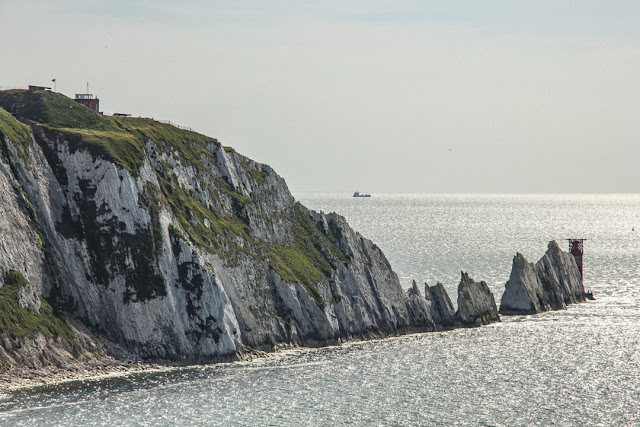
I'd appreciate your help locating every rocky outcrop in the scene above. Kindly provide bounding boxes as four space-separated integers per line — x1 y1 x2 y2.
537 241 585 305
499 253 563 314
500 241 585 315
424 282 456 327
407 280 422 298
455 272 500 326
404 276 499 329
404 281 436 330
0 317 124 375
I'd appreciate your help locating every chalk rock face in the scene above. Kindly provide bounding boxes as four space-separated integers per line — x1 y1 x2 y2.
499 253 565 314
405 281 436 330
407 280 422 298
536 241 585 305
499 241 583 315
0 141 47 311
425 282 456 327
0 91 438 364
0 318 119 374
456 272 500 326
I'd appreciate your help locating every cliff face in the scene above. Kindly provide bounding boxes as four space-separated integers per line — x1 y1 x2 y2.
499 241 585 315
0 90 437 367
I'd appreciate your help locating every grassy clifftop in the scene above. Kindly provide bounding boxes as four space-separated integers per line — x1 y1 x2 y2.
0 90 220 176
0 89 113 131
0 107 34 164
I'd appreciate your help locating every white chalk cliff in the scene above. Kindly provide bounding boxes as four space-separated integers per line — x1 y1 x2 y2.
1 91 450 371
0 91 511 376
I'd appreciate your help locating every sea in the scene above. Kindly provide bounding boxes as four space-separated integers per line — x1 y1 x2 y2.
1 193 639 426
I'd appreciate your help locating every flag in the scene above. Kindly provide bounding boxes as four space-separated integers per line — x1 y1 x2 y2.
51 78 56 82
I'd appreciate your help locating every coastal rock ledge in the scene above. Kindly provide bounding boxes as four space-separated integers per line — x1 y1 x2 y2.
499 241 585 315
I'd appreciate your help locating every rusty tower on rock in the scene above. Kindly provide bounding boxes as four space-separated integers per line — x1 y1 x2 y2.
567 239 586 283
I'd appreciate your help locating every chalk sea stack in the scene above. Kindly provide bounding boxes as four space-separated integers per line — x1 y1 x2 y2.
406 276 501 329
500 241 585 315
424 282 456 327
455 272 501 326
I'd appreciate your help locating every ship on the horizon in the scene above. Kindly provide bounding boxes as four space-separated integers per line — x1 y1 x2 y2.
353 191 371 198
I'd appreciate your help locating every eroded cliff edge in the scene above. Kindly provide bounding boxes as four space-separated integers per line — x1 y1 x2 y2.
1 90 445 375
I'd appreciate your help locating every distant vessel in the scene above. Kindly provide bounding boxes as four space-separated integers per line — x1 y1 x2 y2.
353 191 371 198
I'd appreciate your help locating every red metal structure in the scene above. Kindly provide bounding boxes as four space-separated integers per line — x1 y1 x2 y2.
568 239 586 282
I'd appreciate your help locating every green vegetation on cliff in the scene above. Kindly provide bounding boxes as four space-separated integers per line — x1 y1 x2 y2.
0 270 75 345
0 107 34 164
0 89 113 131
116 117 218 171
0 90 220 177
0 89 352 309
270 204 351 308
143 177 251 258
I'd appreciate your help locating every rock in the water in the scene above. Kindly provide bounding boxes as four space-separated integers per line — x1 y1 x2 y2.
425 282 456 327
499 253 565 315
536 240 585 305
404 280 436 331
456 272 500 326
499 241 584 315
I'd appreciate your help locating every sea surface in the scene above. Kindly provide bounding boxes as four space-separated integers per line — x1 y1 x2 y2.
1 193 639 426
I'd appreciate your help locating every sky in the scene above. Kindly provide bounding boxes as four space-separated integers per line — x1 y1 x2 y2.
2 1 639 193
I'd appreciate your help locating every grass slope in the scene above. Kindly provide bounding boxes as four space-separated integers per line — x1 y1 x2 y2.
0 270 75 346
0 89 222 176
0 107 34 164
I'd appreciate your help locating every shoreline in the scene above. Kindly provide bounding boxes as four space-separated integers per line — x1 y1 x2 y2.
0 327 435 393
1 298 592 393
0 361 179 393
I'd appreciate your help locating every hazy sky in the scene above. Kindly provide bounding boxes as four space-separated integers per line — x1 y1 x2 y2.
2 1 639 193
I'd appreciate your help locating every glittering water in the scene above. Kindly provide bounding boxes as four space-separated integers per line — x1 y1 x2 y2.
2 194 639 426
